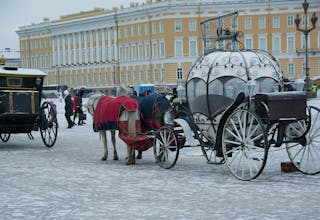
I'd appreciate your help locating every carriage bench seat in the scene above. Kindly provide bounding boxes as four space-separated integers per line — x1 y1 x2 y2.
254 91 307 122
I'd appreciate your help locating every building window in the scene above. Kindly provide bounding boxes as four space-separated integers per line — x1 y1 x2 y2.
273 16 280 28
138 24 142 36
133 70 137 83
175 39 183 57
139 70 143 82
159 21 164 33
258 35 267 51
138 44 143 60
177 67 183 80
145 43 150 59
288 63 295 77
131 44 136 60
126 71 130 83
119 46 123 61
153 69 158 83
161 68 165 84
189 38 197 57
125 45 130 61
245 35 253 50
146 69 150 82
152 23 157 34
272 34 281 53
175 20 182 32
287 34 295 52
287 16 294 27
244 17 252 29
131 26 136 37
145 24 150 35
160 41 165 58
124 27 129 38
259 16 266 29
189 19 196 32
152 41 158 59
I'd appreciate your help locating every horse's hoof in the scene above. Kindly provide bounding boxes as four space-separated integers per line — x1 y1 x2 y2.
126 161 135 165
136 154 142 159
101 157 107 161
113 156 119 160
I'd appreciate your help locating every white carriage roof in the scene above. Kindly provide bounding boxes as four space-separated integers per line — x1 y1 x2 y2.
187 50 282 83
0 66 47 77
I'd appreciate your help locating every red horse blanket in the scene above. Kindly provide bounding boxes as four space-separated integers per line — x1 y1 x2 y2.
93 96 138 132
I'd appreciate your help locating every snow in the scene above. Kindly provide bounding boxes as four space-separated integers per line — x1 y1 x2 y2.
0 97 320 219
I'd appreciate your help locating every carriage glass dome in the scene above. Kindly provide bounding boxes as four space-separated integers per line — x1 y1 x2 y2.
186 50 283 119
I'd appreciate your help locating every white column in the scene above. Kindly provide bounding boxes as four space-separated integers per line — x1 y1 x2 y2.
57 36 61 66
84 32 88 63
67 34 71 65
108 28 112 61
78 32 82 64
89 30 94 63
101 29 106 61
73 33 77 64
62 35 66 65
95 30 100 62
113 28 118 61
52 36 56 66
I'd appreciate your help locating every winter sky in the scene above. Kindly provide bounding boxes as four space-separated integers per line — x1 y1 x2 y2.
0 0 146 52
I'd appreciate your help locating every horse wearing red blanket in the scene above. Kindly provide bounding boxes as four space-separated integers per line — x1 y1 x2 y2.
86 94 140 165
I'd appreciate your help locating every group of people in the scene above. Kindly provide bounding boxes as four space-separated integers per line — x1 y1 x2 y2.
63 88 86 128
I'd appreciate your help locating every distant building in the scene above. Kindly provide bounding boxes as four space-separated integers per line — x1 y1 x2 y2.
16 0 320 88
0 48 20 67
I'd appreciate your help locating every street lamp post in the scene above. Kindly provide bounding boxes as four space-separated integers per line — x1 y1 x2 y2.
294 0 318 96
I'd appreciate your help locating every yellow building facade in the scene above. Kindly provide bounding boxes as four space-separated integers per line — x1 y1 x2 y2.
16 0 320 91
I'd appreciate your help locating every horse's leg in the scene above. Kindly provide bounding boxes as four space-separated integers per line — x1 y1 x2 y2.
111 130 118 160
126 111 136 165
136 150 142 159
101 131 108 161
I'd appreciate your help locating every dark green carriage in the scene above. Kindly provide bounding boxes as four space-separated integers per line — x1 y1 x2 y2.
0 66 58 147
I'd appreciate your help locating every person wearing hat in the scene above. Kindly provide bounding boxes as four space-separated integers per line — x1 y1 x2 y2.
64 89 74 128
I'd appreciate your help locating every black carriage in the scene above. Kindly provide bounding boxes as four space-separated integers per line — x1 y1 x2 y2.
168 12 320 180
0 66 58 147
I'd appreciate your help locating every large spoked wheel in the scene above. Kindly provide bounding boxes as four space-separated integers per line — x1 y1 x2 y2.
40 101 58 148
153 125 180 169
0 133 10 142
222 108 268 181
286 106 320 175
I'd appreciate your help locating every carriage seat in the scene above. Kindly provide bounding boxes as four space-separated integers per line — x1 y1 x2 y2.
254 91 307 121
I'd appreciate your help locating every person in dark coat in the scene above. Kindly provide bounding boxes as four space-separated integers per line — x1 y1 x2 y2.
64 89 74 128
76 89 86 125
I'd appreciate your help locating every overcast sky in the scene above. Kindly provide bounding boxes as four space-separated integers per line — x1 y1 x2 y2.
0 0 146 52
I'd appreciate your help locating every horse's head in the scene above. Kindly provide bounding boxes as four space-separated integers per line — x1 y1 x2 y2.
85 93 104 116
116 85 133 97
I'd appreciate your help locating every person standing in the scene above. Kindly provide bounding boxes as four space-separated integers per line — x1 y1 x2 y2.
72 92 78 124
311 83 318 98
76 89 86 125
64 89 74 128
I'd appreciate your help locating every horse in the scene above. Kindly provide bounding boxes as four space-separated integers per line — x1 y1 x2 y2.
85 87 139 165
85 90 172 165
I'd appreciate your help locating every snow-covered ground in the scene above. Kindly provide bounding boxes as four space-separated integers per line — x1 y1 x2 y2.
0 97 320 219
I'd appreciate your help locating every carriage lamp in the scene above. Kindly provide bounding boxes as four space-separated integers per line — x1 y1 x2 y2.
35 78 42 90
294 0 318 95
247 80 257 97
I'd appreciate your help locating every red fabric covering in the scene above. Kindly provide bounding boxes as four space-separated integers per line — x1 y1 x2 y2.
93 96 138 131
118 120 154 151
73 96 78 112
